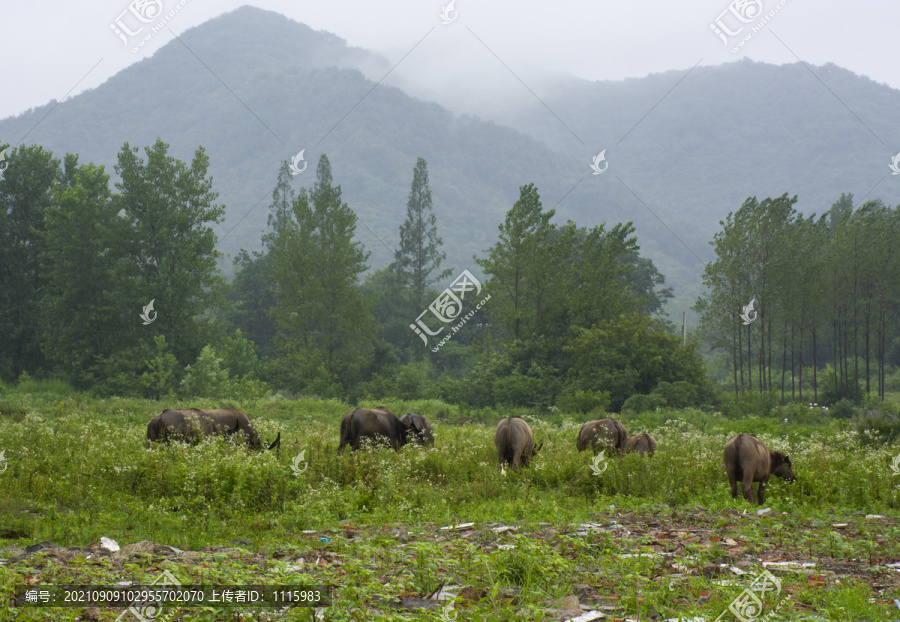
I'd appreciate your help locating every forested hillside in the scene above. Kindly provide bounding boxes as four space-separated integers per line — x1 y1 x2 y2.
2 7 898 320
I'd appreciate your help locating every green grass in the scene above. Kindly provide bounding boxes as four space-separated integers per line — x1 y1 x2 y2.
1 394 899 620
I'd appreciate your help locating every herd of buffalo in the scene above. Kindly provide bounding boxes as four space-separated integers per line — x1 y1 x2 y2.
146 406 796 505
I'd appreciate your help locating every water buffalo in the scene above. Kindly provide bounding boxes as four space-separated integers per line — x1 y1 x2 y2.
723 434 796 505
495 417 542 472
576 418 628 453
337 407 420 454
624 433 657 456
400 413 434 447
147 408 280 450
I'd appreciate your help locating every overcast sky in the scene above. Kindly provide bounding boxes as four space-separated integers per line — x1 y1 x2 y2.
1 1 898 121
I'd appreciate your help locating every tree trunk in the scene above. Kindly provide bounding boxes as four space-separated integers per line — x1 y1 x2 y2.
812 325 818 403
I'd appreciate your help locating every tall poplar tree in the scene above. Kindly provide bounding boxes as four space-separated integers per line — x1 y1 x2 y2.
0 144 60 379
394 158 452 308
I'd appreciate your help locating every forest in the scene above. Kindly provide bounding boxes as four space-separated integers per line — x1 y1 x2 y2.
1 137 899 425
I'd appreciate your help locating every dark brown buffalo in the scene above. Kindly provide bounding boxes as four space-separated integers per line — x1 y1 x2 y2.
495 417 543 472
576 418 628 453
337 407 420 454
624 433 657 456
400 413 434 447
723 434 796 505
147 408 280 450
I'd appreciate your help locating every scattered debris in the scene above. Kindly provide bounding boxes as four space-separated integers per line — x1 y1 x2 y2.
440 522 475 531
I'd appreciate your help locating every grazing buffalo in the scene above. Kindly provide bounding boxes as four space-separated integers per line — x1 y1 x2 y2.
576 418 628 453
495 417 542 473
337 407 420 454
147 408 280 450
400 413 434 447
624 433 657 456
723 434 796 505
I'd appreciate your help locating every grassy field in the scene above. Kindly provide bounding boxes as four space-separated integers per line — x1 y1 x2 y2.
1 393 899 620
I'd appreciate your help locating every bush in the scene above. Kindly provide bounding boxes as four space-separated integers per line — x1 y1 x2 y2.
652 380 702 408
621 393 667 414
829 398 856 420
720 390 779 419
556 389 611 414
854 409 900 446
492 364 561 409
12 374 78 397
817 364 864 406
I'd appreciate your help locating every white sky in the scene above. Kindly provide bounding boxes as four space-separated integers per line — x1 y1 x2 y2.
0 1 898 121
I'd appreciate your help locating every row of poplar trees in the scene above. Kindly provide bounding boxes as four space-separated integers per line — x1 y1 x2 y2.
695 193 900 403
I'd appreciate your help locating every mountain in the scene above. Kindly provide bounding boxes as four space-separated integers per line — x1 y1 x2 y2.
3 6 899 321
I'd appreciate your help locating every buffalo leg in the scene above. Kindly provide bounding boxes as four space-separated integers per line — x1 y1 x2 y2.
726 464 740 499
741 473 756 504
756 478 768 505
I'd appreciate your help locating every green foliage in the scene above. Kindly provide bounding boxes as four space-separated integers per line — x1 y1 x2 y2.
720 390 780 419
652 380 704 409
0 144 60 380
266 154 374 389
181 345 229 399
829 398 856 420
818 364 864 407
492 363 561 409
140 335 178 402
853 408 900 446
556 389 611 414
566 314 708 410
87 346 150 398
113 138 226 365
10 374 78 397
621 394 667 414
393 157 452 309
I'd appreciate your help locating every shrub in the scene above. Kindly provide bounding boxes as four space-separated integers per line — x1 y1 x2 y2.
621 393 667 414
853 409 900 446
829 398 856 420
720 390 779 419
652 380 701 408
556 389 611 414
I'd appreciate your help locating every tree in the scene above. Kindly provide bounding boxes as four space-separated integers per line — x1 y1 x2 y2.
227 249 276 357
393 158 452 308
140 335 178 401
565 313 708 410
267 154 375 391
0 144 60 379
476 183 562 342
41 159 122 384
111 139 226 365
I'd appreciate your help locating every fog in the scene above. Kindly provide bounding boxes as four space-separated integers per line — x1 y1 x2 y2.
1 0 898 123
